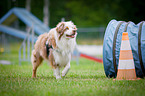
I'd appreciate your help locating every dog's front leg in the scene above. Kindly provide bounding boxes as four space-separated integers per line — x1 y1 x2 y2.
62 62 70 77
54 67 61 79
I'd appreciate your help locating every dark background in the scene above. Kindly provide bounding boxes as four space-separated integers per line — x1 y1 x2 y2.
0 0 145 28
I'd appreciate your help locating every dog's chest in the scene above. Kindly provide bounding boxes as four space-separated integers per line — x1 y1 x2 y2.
53 50 71 67
52 38 75 67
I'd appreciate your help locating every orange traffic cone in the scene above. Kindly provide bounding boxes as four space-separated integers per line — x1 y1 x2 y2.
116 32 137 80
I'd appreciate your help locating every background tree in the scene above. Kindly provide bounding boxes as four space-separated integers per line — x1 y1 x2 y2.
0 0 145 28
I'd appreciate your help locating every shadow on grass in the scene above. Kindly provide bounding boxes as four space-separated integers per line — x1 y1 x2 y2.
67 75 106 80
32 76 56 80
33 74 107 81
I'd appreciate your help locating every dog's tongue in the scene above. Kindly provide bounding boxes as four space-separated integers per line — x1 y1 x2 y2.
66 35 75 38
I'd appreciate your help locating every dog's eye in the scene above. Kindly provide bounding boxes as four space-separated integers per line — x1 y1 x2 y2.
66 27 69 30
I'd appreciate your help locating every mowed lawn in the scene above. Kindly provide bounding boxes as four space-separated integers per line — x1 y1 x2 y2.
0 44 145 96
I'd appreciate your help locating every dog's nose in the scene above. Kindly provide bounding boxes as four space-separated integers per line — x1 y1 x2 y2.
72 30 76 34
73 30 76 33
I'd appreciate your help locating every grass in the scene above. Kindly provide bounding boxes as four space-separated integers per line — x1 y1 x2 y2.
0 43 145 96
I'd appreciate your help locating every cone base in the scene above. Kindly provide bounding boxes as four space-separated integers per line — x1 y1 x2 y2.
113 78 141 81
116 69 137 80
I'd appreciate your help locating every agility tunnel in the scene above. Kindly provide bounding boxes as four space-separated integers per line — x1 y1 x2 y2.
103 20 145 78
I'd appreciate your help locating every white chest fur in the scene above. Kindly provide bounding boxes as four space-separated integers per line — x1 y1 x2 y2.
53 50 71 67
53 33 76 67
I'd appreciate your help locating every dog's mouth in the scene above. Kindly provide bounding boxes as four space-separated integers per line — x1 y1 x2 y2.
66 33 76 38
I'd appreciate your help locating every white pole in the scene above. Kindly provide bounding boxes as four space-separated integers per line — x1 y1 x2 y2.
26 0 31 11
25 0 31 32
43 0 49 26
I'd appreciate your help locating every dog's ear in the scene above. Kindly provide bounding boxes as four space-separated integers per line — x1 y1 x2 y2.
56 22 65 34
56 22 66 40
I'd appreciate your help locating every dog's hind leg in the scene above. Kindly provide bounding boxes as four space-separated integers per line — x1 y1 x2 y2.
31 50 43 78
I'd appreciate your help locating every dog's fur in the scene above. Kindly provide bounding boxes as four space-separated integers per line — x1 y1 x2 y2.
31 21 77 79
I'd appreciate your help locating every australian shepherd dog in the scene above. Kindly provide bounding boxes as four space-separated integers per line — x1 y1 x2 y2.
31 21 77 79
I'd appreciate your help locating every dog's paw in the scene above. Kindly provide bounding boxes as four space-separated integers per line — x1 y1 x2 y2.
62 72 66 77
56 76 62 79
53 72 56 77
32 76 36 78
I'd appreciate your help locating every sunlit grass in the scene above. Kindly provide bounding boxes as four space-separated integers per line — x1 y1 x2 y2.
0 43 145 96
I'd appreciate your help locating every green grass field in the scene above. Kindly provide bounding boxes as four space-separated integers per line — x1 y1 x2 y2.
0 43 145 96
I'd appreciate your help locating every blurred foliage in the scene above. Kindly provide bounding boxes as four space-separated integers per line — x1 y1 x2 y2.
0 0 145 28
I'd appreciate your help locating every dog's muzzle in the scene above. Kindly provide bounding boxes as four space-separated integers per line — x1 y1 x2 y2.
66 30 77 38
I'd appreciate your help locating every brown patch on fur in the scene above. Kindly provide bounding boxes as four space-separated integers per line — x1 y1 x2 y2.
48 49 56 69
74 25 77 30
56 22 68 40
56 22 64 33
31 29 57 78
47 31 56 49
58 28 67 40
31 50 43 78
